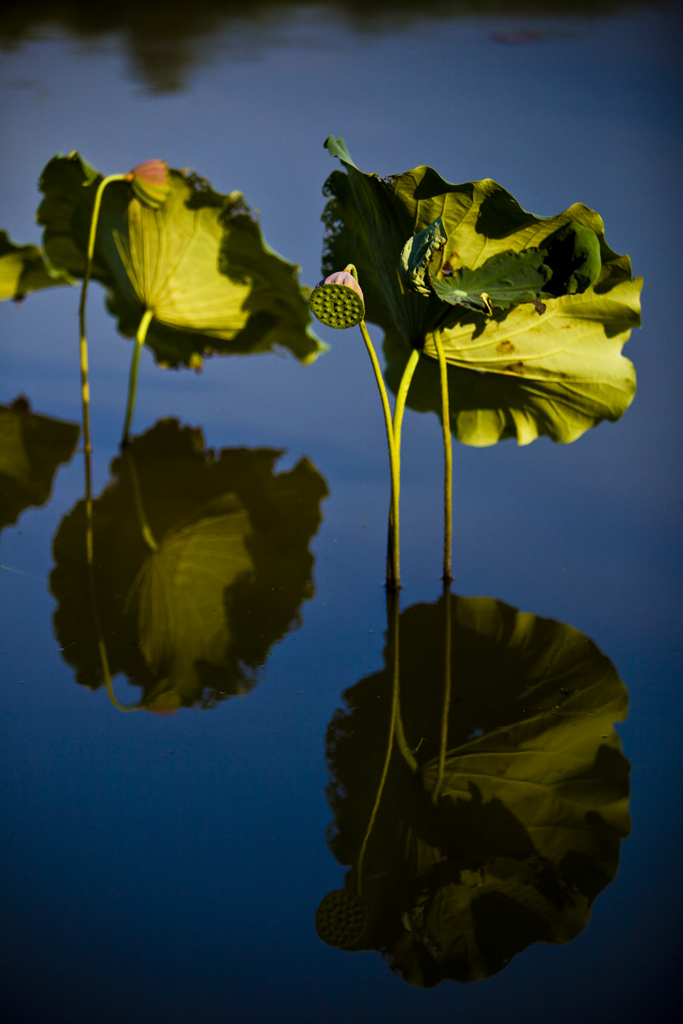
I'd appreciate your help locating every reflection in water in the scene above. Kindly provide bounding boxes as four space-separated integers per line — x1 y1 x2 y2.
50 418 327 711
0 396 79 534
318 592 630 985
0 1 657 92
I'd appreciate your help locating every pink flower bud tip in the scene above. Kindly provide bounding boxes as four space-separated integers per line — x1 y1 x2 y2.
318 270 364 301
126 159 171 209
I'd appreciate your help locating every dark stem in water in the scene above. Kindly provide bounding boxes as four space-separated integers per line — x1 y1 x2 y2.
432 579 453 803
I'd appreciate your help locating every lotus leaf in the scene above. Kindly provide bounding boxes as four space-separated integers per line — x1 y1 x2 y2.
36 152 325 368
323 594 630 985
0 230 72 301
50 419 328 707
322 136 641 445
0 397 80 532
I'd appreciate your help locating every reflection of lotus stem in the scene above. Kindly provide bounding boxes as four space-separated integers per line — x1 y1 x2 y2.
126 451 158 552
358 319 401 589
432 582 453 803
433 334 453 583
394 703 418 773
122 308 154 445
83 447 138 714
356 588 401 894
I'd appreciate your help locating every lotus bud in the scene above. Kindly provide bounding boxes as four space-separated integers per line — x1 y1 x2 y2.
126 159 170 210
310 268 365 329
315 889 368 947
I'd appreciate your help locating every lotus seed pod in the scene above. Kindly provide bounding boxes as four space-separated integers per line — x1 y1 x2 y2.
310 271 365 329
127 159 171 210
315 889 367 947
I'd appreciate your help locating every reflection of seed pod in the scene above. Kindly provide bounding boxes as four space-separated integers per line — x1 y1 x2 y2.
310 272 365 329
315 889 367 947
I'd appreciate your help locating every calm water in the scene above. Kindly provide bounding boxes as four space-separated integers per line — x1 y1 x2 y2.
1 3 681 1022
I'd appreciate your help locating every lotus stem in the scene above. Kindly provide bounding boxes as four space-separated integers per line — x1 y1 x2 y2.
356 587 400 894
122 308 154 446
77 172 128 560
387 347 420 584
358 318 401 589
433 333 453 583
432 580 453 804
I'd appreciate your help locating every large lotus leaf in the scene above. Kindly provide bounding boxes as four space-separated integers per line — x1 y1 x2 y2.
322 594 630 985
50 419 328 708
0 230 73 301
0 397 79 532
37 152 325 368
322 137 641 445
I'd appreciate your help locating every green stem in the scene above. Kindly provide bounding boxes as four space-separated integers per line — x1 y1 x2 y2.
432 580 453 804
77 173 128 562
122 308 154 445
433 333 453 583
388 347 420 585
358 318 401 589
393 348 420 456
356 587 400 895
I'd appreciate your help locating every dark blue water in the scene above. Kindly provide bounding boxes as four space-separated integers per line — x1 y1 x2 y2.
1 3 681 1022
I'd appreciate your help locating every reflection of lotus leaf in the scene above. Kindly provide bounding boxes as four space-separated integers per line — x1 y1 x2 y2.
50 418 327 708
36 153 324 368
323 594 630 985
129 501 253 692
322 137 641 445
0 397 79 533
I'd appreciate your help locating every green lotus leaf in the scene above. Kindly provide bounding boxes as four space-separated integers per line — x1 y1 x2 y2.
322 137 641 444
322 594 630 985
50 418 328 708
0 230 73 301
37 152 325 368
0 397 80 533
